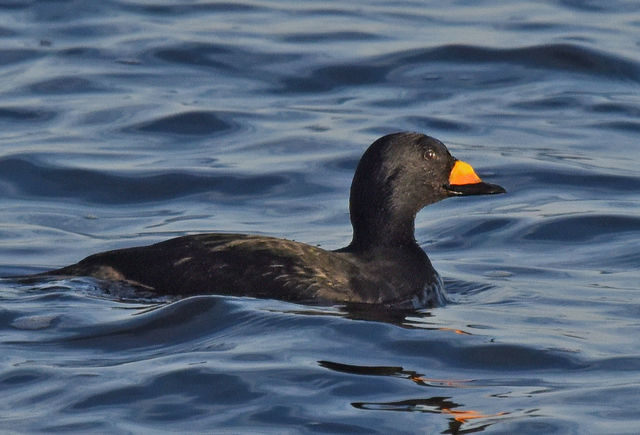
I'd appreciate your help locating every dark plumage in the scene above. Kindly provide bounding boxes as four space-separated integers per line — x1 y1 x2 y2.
45 132 505 307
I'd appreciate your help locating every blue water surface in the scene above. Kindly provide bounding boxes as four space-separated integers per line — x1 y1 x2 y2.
1 0 639 433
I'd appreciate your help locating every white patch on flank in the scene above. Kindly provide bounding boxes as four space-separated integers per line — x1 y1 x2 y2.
173 257 193 266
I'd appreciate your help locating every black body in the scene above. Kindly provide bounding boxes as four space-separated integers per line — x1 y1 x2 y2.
46 132 505 307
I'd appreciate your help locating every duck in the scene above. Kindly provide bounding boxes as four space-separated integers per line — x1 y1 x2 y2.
43 132 505 308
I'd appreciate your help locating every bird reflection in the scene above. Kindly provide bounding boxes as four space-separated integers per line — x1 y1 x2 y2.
319 360 508 434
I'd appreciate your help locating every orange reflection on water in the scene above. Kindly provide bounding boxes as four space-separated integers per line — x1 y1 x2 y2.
442 408 508 423
438 327 472 335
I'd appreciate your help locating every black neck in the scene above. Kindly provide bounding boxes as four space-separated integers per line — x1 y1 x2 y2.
342 192 421 253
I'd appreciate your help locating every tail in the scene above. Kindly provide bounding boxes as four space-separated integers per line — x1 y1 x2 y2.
1 264 79 283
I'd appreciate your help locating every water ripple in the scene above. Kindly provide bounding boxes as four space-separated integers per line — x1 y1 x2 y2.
523 214 640 242
126 111 236 136
0 157 320 203
0 107 56 122
0 48 42 66
279 43 640 93
27 76 109 94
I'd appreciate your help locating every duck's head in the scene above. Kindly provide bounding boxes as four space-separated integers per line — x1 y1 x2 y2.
348 132 505 249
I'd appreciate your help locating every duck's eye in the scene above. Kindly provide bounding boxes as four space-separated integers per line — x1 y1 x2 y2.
423 149 436 160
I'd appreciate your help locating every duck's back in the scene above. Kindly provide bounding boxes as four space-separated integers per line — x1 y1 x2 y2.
50 234 365 303
48 233 440 306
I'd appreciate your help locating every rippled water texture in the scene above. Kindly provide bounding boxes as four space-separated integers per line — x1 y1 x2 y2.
1 1 639 433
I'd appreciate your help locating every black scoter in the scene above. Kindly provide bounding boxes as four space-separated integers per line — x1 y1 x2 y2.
44 132 505 307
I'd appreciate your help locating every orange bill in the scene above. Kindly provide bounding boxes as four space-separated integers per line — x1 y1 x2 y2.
449 160 482 185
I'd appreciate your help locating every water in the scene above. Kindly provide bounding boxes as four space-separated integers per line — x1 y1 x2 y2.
1 0 639 433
